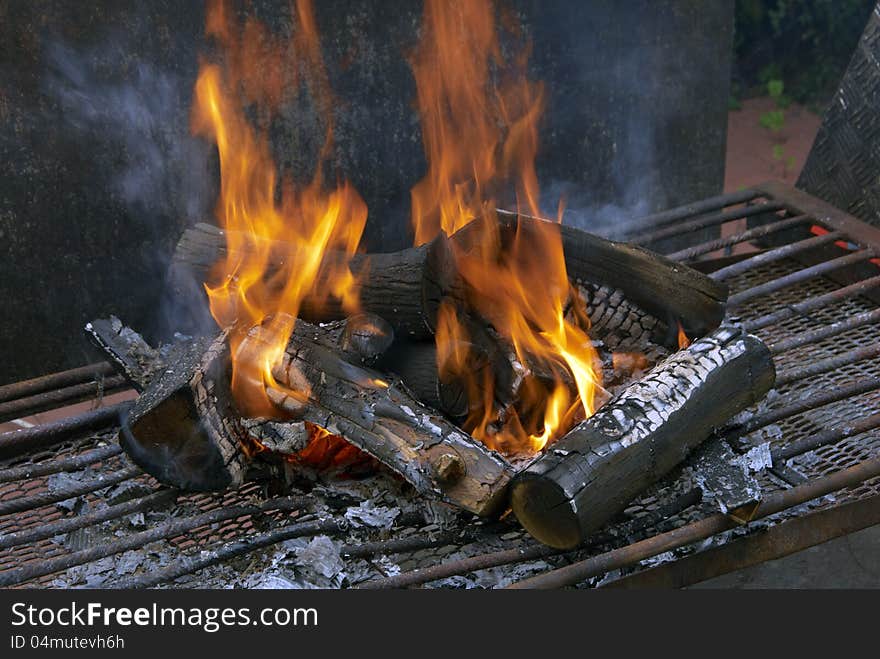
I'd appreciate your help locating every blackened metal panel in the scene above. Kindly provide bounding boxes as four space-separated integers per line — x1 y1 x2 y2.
798 5 880 227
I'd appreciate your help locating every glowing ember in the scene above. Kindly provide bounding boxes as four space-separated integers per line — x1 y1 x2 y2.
409 0 601 454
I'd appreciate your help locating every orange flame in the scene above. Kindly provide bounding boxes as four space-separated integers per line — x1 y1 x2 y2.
192 0 367 417
677 322 691 349
410 0 601 455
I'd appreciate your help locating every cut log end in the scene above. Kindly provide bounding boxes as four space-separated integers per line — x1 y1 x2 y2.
120 333 247 491
509 474 581 550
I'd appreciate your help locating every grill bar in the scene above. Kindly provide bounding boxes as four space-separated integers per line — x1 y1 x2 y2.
776 343 880 387
767 308 880 354
0 496 310 587
0 465 141 516
743 274 880 331
507 453 880 589
664 215 810 262
711 231 845 281
0 402 131 460
617 188 762 238
360 488 704 589
728 249 877 307
721 377 880 447
0 443 123 484
0 363 115 405
631 202 785 246
0 489 177 551
773 412 880 462
0 375 129 425
115 517 347 589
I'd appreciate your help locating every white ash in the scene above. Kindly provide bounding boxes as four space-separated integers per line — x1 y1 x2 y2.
344 500 401 529
741 442 773 472
293 536 345 580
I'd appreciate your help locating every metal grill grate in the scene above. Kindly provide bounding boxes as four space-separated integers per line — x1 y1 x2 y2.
1 181 879 589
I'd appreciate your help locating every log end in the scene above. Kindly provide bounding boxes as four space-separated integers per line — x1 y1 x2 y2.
510 473 581 550
120 334 247 492
121 392 236 491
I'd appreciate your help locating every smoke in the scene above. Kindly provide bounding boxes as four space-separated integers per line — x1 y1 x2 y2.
44 37 216 338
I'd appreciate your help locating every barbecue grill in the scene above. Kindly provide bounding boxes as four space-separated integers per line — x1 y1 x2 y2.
2 181 879 589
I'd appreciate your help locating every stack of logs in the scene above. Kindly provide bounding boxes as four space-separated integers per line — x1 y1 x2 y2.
89 212 776 549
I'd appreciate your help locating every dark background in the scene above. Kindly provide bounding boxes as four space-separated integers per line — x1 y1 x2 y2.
2 0 736 384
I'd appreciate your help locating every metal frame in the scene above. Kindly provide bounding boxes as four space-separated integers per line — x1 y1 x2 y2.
1 181 879 588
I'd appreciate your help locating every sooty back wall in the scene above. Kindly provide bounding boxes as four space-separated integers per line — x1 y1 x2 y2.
0 0 733 384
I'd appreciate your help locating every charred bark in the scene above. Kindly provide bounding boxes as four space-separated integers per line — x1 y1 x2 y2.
120 332 248 491
510 327 775 549
261 316 514 516
84 316 166 391
479 211 729 337
172 223 456 338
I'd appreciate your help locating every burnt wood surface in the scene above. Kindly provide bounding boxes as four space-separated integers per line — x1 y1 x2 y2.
490 210 729 337
84 316 165 391
172 222 456 338
690 437 763 522
263 315 514 516
510 327 775 549
120 332 248 491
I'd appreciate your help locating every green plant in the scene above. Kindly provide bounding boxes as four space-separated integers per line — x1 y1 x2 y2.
761 78 797 176
734 0 875 105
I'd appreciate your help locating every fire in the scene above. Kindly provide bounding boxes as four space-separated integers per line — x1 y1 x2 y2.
410 0 601 454
678 322 691 349
192 0 367 417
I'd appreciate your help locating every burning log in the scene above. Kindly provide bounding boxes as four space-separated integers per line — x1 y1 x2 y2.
510 327 775 549
173 211 727 347
172 223 456 338
259 315 514 516
119 332 248 491
462 211 728 339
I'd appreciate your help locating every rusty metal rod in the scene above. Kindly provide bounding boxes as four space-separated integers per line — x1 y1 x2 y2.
617 190 765 239
506 453 880 589
729 249 877 307
0 465 141 517
114 516 347 589
743 274 880 331
773 412 880 462
665 214 810 262
0 402 131 460
0 489 176 551
620 188 761 236
775 343 880 387
0 375 129 425
359 488 703 589
0 362 115 405
711 231 845 281
631 202 785 246
342 528 479 560
0 443 123 484
720 377 880 450
601 493 880 589
768 308 880 354
0 496 310 587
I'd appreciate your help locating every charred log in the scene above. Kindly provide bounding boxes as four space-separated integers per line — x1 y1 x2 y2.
260 315 514 516
510 327 775 549
84 316 165 391
476 211 729 337
172 223 456 338
120 332 248 491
